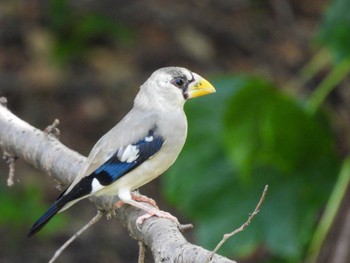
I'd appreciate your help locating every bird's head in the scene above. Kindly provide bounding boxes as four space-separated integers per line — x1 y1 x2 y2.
135 67 216 111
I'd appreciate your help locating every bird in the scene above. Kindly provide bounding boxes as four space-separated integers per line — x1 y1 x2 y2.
28 67 216 237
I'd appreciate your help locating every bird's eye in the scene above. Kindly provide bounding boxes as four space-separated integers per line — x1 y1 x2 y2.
173 78 185 88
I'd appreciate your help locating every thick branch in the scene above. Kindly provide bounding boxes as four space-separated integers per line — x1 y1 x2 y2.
0 104 84 185
0 104 234 263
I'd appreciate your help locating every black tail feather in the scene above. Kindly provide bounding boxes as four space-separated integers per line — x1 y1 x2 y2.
28 176 94 237
27 197 67 237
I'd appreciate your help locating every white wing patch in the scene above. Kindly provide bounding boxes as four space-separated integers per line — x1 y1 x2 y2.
145 136 153 142
117 144 140 163
92 178 104 192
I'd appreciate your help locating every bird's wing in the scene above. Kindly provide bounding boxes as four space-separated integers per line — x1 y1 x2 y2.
59 123 164 204
66 112 161 191
67 110 166 198
82 126 164 191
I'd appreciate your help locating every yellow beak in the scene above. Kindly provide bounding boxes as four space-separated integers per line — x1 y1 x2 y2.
187 77 216 99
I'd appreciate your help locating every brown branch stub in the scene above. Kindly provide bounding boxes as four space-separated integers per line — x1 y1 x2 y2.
179 223 193 232
205 185 269 263
44 118 60 139
3 151 18 187
138 241 146 263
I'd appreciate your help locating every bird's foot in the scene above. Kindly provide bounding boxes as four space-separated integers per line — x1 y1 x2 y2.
136 208 179 230
115 193 179 229
136 208 179 225
131 192 158 208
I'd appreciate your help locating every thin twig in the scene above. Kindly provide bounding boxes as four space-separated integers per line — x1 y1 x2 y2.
49 210 104 263
205 185 269 263
138 241 146 263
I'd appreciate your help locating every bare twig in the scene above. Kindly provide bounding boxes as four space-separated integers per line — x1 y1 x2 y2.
205 185 269 263
3 152 18 187
49 210 104 263
179 223 193 232
138 241 146 263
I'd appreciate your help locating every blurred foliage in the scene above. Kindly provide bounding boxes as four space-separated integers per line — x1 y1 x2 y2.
317 0 350 60
307 157 350 262
164 0 350 261
164 76 340 260
0 183 67 236
223 80 336 177
0 184 43 227
309 0 350 113
48 0 133 64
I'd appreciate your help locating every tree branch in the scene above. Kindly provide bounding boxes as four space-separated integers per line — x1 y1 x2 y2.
0 104 235 263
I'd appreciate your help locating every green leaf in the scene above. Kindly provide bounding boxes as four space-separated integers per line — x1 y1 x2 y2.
224 80 336 177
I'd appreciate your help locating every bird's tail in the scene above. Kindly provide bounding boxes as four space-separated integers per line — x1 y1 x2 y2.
27 196 68 237
28 177 92 237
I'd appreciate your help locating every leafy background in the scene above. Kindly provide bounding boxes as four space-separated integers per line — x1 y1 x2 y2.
1 0 350 262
